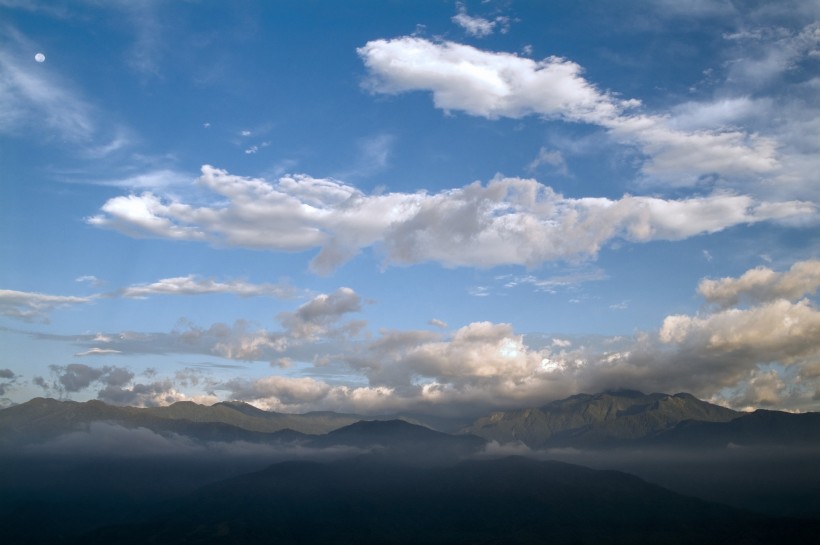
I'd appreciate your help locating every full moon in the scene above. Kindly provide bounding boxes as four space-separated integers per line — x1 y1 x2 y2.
34 53 45 63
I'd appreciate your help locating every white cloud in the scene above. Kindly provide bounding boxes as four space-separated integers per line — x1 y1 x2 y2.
357 37 783 186
74 348 122 357
96 169 192 189
33 289 363 365
725 22 820 88
278 287 363 340
118 275 295 299
698 259 820 308
224 375 397 414
0 289 94 322
659 298 820 363
451 3 497 38
37 363 134 396
428 318 448 329
359 37 624 122
668 97 765 132
88 165 815 273
527 147 569 176
20 261 820 414
45 320 288 363
499 268 607 293
75 275 104 287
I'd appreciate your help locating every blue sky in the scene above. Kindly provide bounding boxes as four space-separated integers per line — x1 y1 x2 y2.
1 0 819 415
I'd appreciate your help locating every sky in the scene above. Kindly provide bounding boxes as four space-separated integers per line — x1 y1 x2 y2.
1 0 819 416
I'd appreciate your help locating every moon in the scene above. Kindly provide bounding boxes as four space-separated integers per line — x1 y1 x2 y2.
34 53 45 63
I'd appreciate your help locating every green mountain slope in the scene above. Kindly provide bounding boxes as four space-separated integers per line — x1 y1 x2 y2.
464 390 739 448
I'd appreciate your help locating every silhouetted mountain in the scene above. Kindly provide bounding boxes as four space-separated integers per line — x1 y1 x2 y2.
85 455 818 545
465 390 739 448
650 408 820 447
141 399 407 434
308 419 487 463
0 397 427 448
0 397 308 447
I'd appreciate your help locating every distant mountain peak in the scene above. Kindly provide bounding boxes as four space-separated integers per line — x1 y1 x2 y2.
466 390 739 448
328 418 427 436
601 388 647 398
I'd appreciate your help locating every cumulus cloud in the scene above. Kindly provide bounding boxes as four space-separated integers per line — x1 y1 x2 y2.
697 259 820 308
225 322 570 416
659 298 820 366
278 287 364 340
33 362 218 407
221 260 820 415
0 289 94 322
15 261 820 414
357 37 782 185
359 37 625 122
42 320 288 363
451 3 506 38
0 368 19 400
117 275 295 299
27 289 366 366
223 374 397 414
39 363 134 396
87 165 815 273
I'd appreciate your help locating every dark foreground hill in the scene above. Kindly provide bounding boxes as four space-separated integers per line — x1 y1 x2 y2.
85 455 817 545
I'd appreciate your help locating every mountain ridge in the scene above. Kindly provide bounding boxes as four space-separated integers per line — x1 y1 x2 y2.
464 390 740 448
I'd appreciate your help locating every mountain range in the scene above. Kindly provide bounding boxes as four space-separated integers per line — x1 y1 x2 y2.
6 389 817 451
2 390 819 543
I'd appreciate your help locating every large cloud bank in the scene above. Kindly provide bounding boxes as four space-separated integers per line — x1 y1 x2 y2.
87 166 813 274
31 260 820 415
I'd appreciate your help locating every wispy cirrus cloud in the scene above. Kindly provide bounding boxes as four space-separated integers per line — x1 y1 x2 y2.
0 29 94 142
0 289 95 323
20 288 366 366
0 25 135 159
451 2 509 38
0 275 298 323
116 275 296 300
